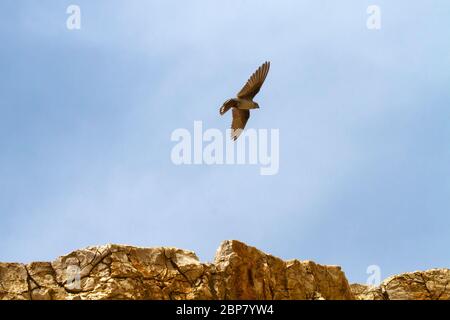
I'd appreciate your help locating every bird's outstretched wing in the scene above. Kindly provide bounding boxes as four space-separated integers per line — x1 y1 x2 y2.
231 108 250 140
237 61 270 100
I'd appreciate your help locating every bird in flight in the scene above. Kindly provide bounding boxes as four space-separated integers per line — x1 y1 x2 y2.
220 61 270 140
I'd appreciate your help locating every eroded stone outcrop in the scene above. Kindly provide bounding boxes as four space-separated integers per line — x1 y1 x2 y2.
0 240 448 300
0 240 353 300
351 269 450 300
213 240 353 300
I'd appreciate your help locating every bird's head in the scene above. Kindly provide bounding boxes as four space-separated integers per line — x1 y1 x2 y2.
255 103 260 109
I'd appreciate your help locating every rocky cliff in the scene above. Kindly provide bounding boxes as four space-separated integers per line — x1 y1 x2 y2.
351 269 450 300
0 240 448 300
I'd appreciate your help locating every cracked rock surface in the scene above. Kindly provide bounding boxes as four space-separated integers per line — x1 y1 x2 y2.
0 240 447 300
0 240 352 300
351 269 450 300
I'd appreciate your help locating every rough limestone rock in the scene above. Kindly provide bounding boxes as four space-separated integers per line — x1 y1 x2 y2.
351 269 450 300
0 240 448 300
0 240 353 300
213 240 353 300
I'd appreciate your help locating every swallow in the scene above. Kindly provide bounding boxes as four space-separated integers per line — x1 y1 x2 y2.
220 61 270 140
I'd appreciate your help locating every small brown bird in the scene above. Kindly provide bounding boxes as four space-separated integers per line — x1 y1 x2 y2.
220 61 270 140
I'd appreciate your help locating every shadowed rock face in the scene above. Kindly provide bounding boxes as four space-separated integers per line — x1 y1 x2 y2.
0 240 448 300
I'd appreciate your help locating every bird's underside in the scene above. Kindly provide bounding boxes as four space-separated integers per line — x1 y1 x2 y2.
220 61 270 141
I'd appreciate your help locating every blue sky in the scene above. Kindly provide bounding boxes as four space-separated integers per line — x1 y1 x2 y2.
0 0 449 283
